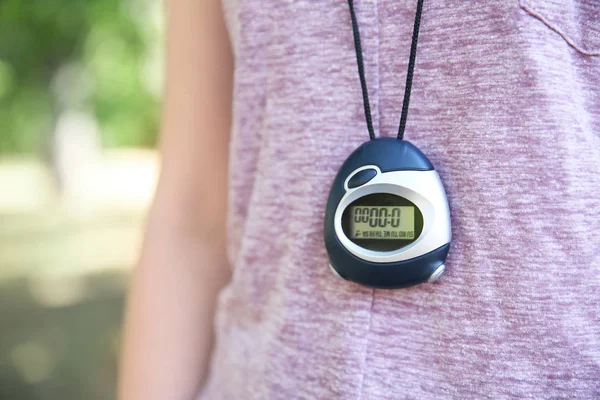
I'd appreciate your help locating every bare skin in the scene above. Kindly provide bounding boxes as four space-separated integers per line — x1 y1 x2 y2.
118 0 233 398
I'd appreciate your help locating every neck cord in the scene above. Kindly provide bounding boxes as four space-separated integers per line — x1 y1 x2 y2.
347 0 425 140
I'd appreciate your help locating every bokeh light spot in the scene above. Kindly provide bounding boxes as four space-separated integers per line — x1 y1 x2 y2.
10 341 56 384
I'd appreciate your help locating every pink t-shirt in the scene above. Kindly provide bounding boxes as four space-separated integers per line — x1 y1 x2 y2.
200 1 600 398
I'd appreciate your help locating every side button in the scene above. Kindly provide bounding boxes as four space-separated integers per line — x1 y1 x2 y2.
427 264 446 283
329 264 346 280
347 168 377 189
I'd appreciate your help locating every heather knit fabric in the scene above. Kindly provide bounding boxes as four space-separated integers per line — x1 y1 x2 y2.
199 1 600 398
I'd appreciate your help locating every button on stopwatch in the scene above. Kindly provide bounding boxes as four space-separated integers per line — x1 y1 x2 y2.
347 168 377 188
427 264 446 283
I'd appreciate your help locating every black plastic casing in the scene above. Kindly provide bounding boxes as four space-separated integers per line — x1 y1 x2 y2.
324 138 450 289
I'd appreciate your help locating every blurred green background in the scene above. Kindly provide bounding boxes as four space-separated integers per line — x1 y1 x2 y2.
0 0 163 398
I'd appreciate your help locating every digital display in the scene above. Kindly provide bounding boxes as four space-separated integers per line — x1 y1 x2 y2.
350 206 415 240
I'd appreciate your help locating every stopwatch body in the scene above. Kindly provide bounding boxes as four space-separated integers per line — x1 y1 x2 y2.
324 138 451 289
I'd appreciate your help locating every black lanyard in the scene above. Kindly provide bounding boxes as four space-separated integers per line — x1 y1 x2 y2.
347 0 425 141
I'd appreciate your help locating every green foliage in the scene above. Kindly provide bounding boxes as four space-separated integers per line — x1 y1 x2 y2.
0 0 161 154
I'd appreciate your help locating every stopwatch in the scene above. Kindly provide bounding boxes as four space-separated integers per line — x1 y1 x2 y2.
324 0 451 288
324 138 451 288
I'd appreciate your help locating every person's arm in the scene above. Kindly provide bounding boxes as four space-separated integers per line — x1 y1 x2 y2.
118 0 233 398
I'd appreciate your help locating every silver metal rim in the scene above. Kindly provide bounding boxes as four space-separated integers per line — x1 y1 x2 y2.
334 168 451 263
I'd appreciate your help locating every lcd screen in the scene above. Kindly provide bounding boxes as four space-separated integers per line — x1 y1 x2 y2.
349 206 415 240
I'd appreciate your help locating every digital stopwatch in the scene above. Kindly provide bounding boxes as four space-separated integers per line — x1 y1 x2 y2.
324 138 451 288
324 0 451 288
